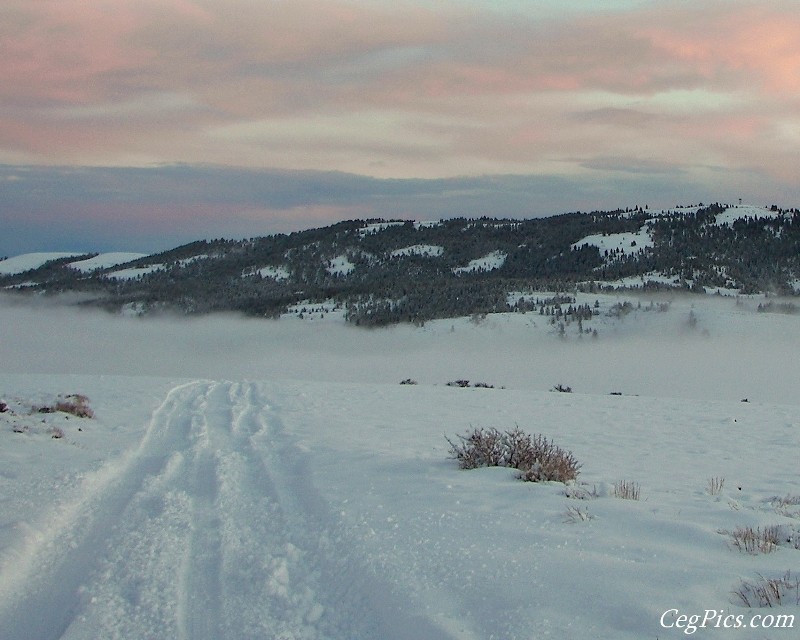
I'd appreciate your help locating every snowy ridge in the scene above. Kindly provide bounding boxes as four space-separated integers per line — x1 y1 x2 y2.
714 204 783 226
357 221 405 236
68 253 148 273
106 265 164 280
0 253 85 275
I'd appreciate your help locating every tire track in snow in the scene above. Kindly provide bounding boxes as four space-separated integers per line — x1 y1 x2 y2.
0 380 459 640
0 380 210 640
246 383 459 640
206 381 353 639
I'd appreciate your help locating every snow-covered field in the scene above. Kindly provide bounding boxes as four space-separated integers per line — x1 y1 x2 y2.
2 293 800 639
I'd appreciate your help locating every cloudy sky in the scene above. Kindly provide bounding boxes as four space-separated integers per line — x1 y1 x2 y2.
2 0 799 255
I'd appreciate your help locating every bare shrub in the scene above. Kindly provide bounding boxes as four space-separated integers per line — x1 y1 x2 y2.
446 427 507 469
50 426 65 439
446 427 580 483
734 572 800 607
708 476 725 495
550 383 572 393
613 480 641 500
54 394 94 419
399 378 418 385
730 525 781 554
517 434 581 483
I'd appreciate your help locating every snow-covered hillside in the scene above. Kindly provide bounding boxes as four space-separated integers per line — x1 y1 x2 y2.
572 224 653 256
452 251 507 274
0 252 84 275
68 253 147 272
1 294 800 639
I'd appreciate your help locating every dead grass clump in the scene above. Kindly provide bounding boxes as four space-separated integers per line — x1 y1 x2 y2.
446 427 580 483
730 525 781 554
734 572 800 608
773 494 800 507
772 495 800 520
613 480 641 501
563 505 594 523
707 476 725 495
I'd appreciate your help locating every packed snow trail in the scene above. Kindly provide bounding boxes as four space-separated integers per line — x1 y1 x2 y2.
0 381 455 640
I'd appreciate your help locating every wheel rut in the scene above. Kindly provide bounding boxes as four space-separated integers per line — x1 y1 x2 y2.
0 380 457 640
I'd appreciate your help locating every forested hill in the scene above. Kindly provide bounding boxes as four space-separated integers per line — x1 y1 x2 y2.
3 202 800 325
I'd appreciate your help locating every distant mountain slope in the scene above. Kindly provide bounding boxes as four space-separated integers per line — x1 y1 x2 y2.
2 202 799 324
0 252 87 275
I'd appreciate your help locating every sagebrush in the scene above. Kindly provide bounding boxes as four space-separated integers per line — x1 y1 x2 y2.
446 427 580 483
54 394 94 419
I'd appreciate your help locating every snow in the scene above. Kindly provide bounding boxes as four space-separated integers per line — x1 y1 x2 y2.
714 205 783 226
453 251 507 274
591 271 677 289
2 293 800 639
573 225 653 256
326 255 356 276
357 221 405 236
391 245 445 258
105 265 165 280
0 252 85 275
247 265 291 281
68 253 148 273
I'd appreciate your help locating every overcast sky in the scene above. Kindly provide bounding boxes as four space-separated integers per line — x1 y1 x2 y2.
2 0 799 255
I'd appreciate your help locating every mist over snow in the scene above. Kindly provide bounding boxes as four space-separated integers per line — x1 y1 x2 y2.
2 294 800 639
1 293 798 404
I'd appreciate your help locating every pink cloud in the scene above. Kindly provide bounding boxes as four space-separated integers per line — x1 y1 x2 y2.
637 3 800 94
0 0 798 190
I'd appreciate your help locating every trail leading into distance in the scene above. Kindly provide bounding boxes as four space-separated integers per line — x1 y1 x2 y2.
0 381 451 640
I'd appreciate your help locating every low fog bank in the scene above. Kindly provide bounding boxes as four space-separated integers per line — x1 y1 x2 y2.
1 294 797 404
